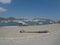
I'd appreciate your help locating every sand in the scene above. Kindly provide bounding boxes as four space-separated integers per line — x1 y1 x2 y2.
0 23 60 38
0 23 60 45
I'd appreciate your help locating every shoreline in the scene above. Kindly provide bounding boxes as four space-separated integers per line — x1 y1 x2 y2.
0 23 60 38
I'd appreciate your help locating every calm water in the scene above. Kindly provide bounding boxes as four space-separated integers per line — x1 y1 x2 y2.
0 22 19 26
0 21 51 26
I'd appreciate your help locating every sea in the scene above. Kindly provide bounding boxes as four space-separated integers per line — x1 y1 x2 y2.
0 22 19 26
0 21 51 26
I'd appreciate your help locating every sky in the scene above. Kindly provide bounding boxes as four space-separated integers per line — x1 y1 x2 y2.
0 0 60 20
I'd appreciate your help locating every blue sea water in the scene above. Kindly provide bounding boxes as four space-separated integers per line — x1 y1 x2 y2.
0 22 19 26
0 20 51 26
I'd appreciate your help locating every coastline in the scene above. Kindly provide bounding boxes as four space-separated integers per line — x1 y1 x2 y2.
0 23 60 45
0 23 60 38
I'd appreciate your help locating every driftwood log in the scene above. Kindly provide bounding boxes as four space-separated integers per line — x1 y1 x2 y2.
20 30 48 33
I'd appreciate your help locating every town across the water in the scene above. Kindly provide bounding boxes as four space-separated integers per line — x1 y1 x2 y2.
0 17 60 26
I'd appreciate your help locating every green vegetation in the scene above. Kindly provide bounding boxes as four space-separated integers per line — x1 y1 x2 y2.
0 17 17 21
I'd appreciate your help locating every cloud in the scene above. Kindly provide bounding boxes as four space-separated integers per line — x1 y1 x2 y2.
0 7 7 12
0 0 11 4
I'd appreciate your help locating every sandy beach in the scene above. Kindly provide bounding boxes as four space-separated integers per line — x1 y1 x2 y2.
0 23 60 38
0 23 60 45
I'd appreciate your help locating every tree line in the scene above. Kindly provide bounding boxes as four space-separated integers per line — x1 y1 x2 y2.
0 17 26 21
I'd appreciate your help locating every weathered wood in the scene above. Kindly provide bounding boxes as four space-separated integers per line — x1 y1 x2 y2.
20 30 49 33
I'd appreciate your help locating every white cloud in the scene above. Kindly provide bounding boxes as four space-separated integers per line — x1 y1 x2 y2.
0 0 11 4
0 7 7 12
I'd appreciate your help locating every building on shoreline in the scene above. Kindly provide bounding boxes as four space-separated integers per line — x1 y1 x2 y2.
0 18 55 26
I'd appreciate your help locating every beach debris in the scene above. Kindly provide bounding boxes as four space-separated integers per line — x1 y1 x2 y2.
20 30 49 33
20 30 25 33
